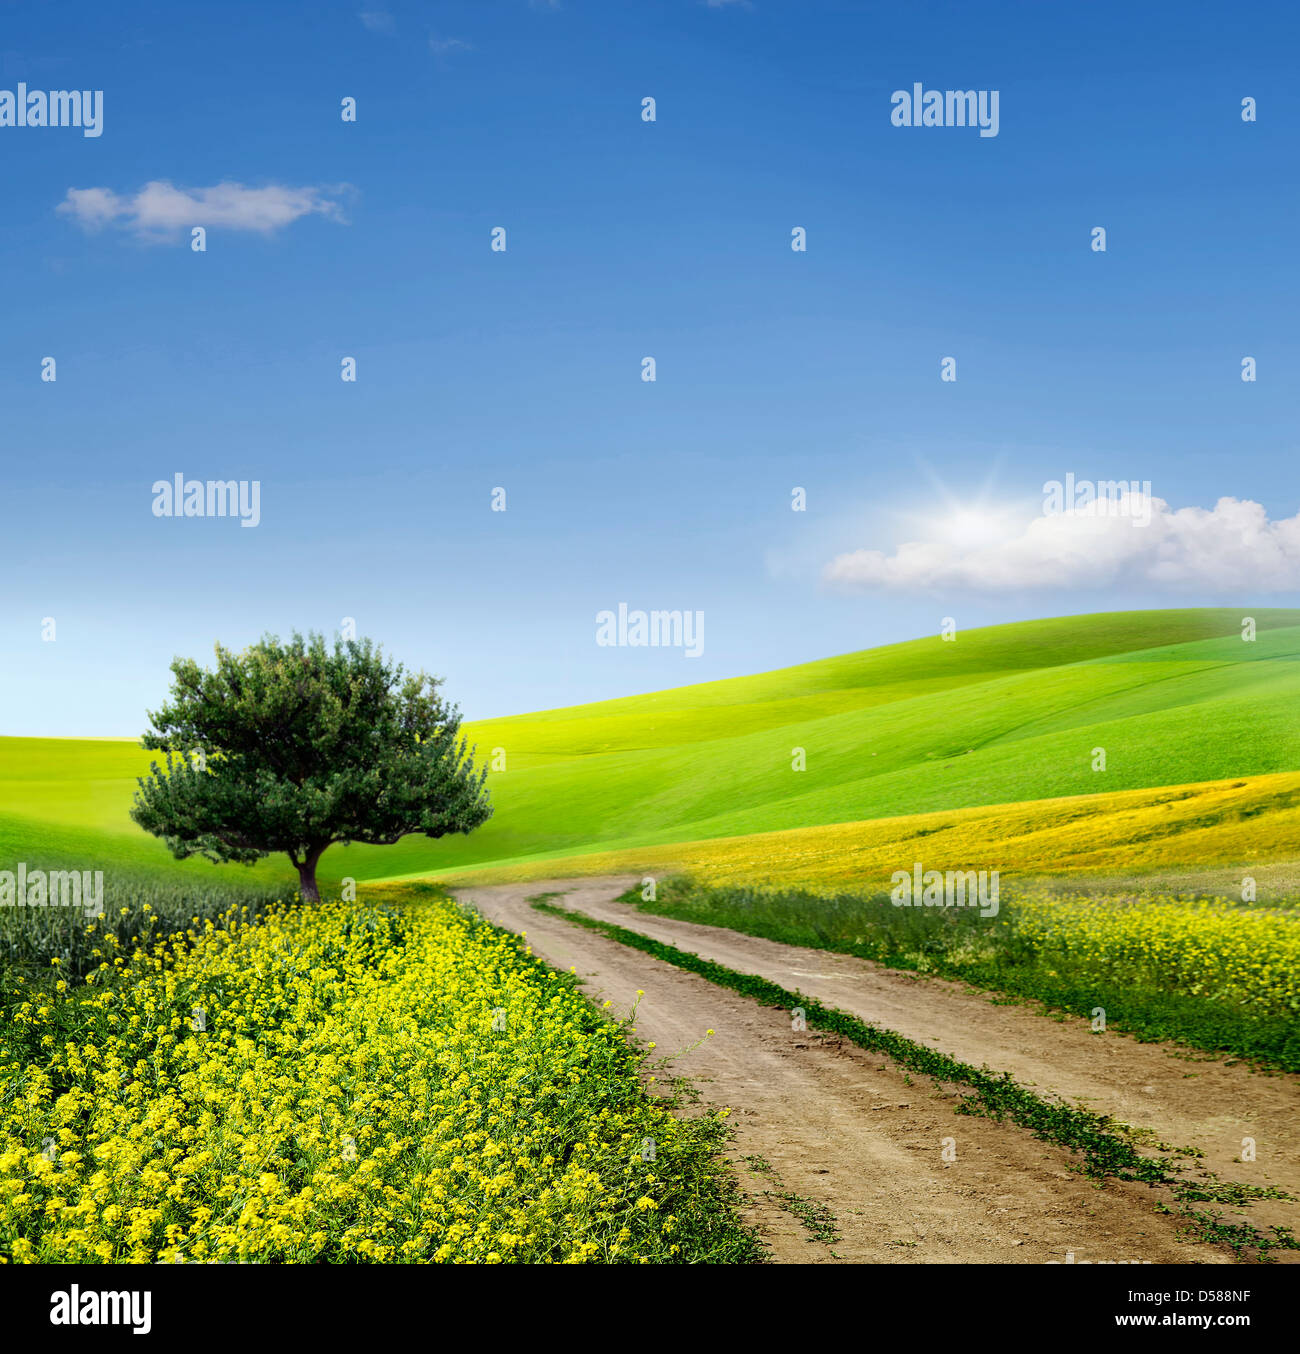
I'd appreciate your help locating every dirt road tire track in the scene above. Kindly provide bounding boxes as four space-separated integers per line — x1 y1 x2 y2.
540 877 1300 1246
453 877 1249 1265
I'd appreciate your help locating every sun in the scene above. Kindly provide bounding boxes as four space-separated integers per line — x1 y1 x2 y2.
886 458 1032 548
891 472 1029 548
937 507 1018 546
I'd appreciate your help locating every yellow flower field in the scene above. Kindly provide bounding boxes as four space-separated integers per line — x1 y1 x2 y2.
427 772 1300 890
0 891 752 1264
1009 893 1300 1017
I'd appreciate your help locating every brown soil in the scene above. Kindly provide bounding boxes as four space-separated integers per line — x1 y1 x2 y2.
451 877 1299 1265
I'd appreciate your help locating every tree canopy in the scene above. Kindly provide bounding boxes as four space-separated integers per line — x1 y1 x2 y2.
130 632 492 901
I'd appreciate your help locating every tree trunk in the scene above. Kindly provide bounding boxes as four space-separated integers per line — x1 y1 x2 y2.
295 848 324 903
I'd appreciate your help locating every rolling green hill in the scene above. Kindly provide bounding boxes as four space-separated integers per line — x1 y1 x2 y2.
3 608 1300 892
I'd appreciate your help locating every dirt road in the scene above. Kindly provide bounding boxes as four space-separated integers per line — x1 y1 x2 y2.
450 876 1297 1265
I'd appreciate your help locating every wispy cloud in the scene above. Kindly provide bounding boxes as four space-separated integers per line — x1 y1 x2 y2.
429 34 473 55
57 180 354 242
823 495 1300 594
358 9 395 34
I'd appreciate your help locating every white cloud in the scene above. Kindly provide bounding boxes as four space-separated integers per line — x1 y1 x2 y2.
823 495 1300 594
358 9 395 34
429 34 473 54
57 180 353 241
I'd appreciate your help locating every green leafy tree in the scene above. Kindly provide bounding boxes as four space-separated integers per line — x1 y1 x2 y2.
130 633 492 902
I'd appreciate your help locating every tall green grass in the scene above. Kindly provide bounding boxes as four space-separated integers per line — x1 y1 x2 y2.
0 875 286 992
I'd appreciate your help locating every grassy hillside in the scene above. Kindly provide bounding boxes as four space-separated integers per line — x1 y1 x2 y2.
0 738 287 890
360 607 1300 878
3 608 1300 893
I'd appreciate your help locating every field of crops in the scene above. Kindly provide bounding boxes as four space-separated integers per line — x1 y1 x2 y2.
433 771 1300 892
0 884 757 1264
1009 892 1300 1018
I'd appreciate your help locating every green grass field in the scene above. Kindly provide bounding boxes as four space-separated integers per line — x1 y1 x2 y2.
4 607 1300 894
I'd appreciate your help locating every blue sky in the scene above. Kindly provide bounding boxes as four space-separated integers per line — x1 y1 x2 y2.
4 0 1299 736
